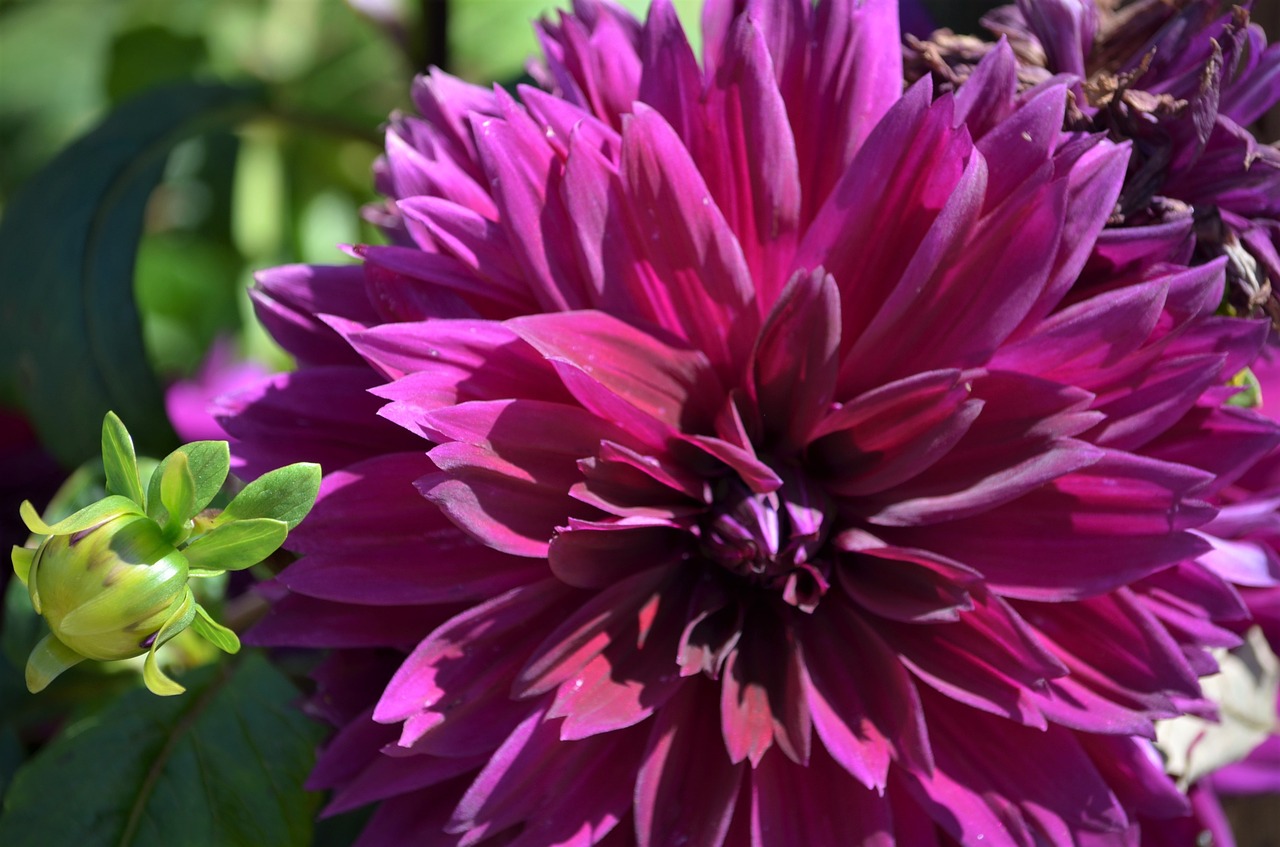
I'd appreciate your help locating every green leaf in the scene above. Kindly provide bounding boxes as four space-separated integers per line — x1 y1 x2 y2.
101 412 145 507
173 441 231 513
184 518 288 573
147 442 228 530
19 495 142 537
0 653 323 846
219 463 321 530
157 452 197 541
189 604 240 655
0 82 263 465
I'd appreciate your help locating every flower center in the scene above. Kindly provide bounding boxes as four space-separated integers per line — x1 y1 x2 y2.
700 469 833 612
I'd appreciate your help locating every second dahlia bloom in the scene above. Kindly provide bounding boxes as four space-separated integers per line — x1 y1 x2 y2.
906 0 1280 323
223 0 1280 843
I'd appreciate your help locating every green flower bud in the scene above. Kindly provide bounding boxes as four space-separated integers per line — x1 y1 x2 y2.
33 513 191 663
11 413 321 697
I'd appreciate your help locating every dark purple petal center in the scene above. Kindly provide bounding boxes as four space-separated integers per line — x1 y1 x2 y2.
698 467 833 612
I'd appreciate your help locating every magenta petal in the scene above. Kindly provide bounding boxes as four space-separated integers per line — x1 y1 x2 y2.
1020 588 1202 707
375 580 575 756
972 84 1064 208
559 126 659 325
701 13 801 300
877 594 1064 727
719 613 810 766
215 367 423 478
892 452 1215 600
247 592 451 650
810 370 977 496
859 438 1102 528
448 705 644 846
908 690 1129 846
571 440 709 517
548 577 692 740
352 787 467 847
515 565 676 698
953 38 1017 138
471 92 592 313
993 278 1170 378
358 244 535 319
1080 734 1191 820
421 443 587 558
617 103 758 372
799 598 932 789
837 544 982 624
794 0 902 221
325 752 485 817
250 263 377 367
751 269 839 449
283 453 545 604
1023 140 1129 329
423 398 631 460
508 309 725 433
634 682 743 847
750 743 894 847
549 522 688 589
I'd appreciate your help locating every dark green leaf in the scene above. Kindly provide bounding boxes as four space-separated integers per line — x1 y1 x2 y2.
0 725 23 807
1 579 43 676
219 463 321 530
0 82 263 465
0 653 323 847
106 26 207 104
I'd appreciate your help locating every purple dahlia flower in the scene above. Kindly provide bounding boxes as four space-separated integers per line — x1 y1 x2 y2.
220 0 1280 844
906 0 1280 323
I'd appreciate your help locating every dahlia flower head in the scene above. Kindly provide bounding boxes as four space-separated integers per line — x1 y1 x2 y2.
222 0 1280 844
906 0 1280 324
